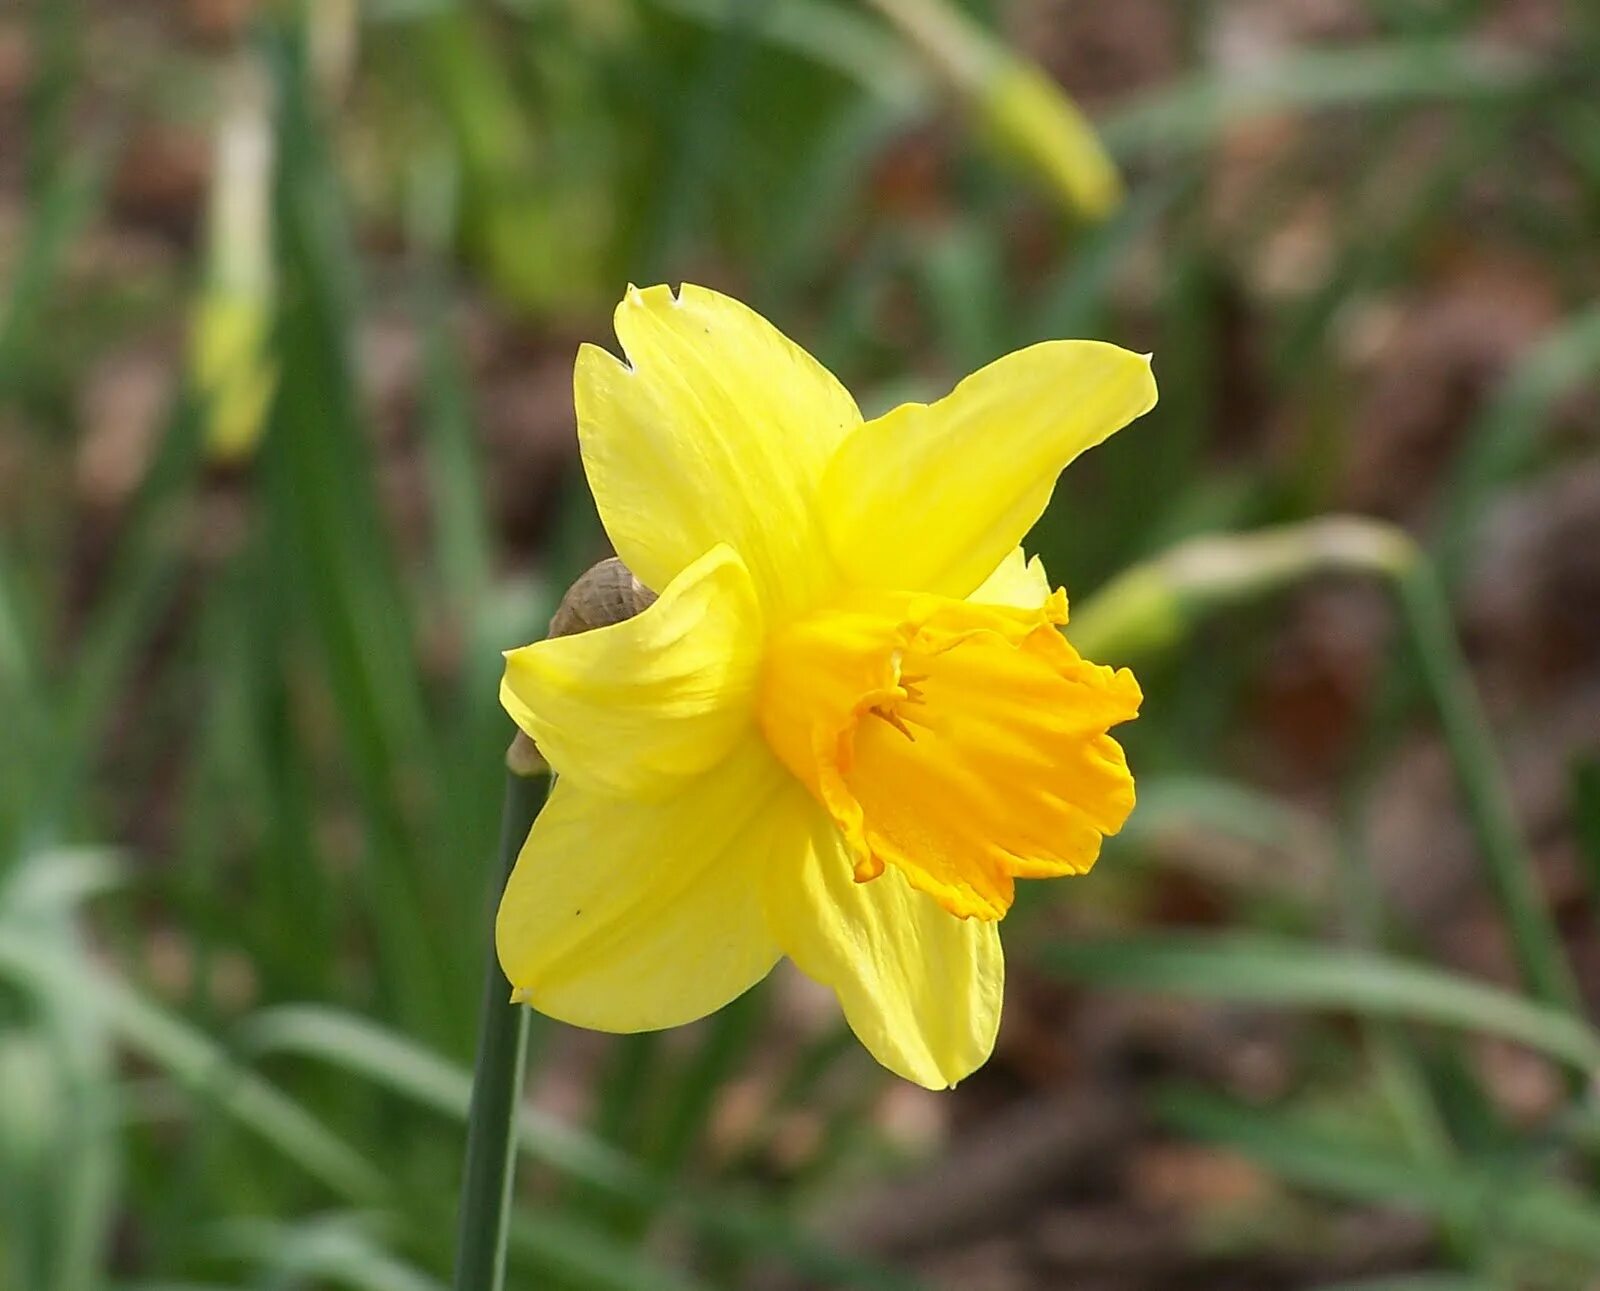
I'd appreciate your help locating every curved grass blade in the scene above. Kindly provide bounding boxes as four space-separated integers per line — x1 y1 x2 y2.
1433 301 1600 589
508 1214 710 1291
1044 933 1600 1074
1100 39 1544 158
1160 1088 1600 1265
243 1005 926 1290
207 1215 443 1291
244 1005 641 1194
0 934 386 1205
1315 1277 1497 1291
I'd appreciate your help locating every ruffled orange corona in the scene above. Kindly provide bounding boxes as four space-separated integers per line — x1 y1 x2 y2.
497 284 1155 1088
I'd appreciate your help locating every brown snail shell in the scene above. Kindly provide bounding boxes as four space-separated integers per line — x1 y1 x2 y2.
508 558 656 776
547 557 658 639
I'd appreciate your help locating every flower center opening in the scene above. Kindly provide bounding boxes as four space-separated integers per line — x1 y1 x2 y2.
757 588 1142 920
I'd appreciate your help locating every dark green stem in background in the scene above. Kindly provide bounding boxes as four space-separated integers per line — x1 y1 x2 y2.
453 756 546 1291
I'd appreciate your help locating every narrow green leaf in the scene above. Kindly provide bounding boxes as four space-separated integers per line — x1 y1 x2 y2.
243 1004 643 1195
0 149 103 401
1161 1088 1600 1263
243 1005 926 1289
1573 760 1600 931
1315 1277 1496 1291
0 934 386 1205
1044 933 1600 1072
207 1215 444 1291
1101 40 1543 157
1434 302 1600 589
1395 564 1581 1015
508 1213 710 1291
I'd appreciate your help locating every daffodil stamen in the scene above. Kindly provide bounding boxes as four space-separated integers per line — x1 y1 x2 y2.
758 589 1139 921
869 702 919 742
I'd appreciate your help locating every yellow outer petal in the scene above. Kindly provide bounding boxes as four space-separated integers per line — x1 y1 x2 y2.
819 341 1156 599
969 546 1052 610
495 741 791 1032
576 283 861 617
500 544 762 798
764 799 1004 1089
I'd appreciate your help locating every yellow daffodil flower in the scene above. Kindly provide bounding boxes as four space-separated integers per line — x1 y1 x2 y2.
497 284 1156 1089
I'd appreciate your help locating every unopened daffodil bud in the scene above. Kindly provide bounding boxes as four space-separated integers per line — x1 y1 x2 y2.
190 58 276 464
868 0 1122 221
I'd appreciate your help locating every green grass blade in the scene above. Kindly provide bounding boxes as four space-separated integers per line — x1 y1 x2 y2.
241 1004 926 1288
1395 563 1581 1014
647 991 764 1177
1315 1278 1496 1291
1023 172 1191 343
0 538 50 848
1433 301 1600 589
1160 1088 1600 1264
1043 932 1600 1072
0 933 386 1205
207 1215 444 1291
1118 772 1328 860
1573 759 1600 932
633 0 772 279
508 1214 710 1291
38 395 204 841
109 1284 242 1291
266 26 456 1037
0 149 103 403
641 0 925 107
1100 39 1544 158
242 1003 645 1195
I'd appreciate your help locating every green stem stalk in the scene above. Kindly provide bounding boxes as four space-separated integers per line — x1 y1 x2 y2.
453 753 546 1291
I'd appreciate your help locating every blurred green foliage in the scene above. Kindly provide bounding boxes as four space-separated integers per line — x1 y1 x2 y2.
2 0 1599 1288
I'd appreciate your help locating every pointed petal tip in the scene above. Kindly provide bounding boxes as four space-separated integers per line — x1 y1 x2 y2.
576 338 632 377
1131 349 1160 411
620 281 685 309
582 279 861 615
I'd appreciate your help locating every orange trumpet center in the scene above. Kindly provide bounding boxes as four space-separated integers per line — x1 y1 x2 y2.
757 587 1141 919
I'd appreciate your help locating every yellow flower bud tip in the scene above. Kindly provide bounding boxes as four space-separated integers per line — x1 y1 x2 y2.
495 283 1156 1088
190 290 276 463
865 0 1120 221
981 61 1123 221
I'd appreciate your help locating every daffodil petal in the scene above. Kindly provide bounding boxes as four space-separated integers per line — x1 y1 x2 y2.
576 283 861 616
496 743 790 1032
820 341 1156 599
969 546 1052 610
501 545 762 798
765 806 1004 1089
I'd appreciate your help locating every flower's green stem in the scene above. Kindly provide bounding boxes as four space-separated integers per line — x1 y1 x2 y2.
453 756 547 1291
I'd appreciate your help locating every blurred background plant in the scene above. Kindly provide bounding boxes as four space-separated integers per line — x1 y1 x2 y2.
2 0 1599 1288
